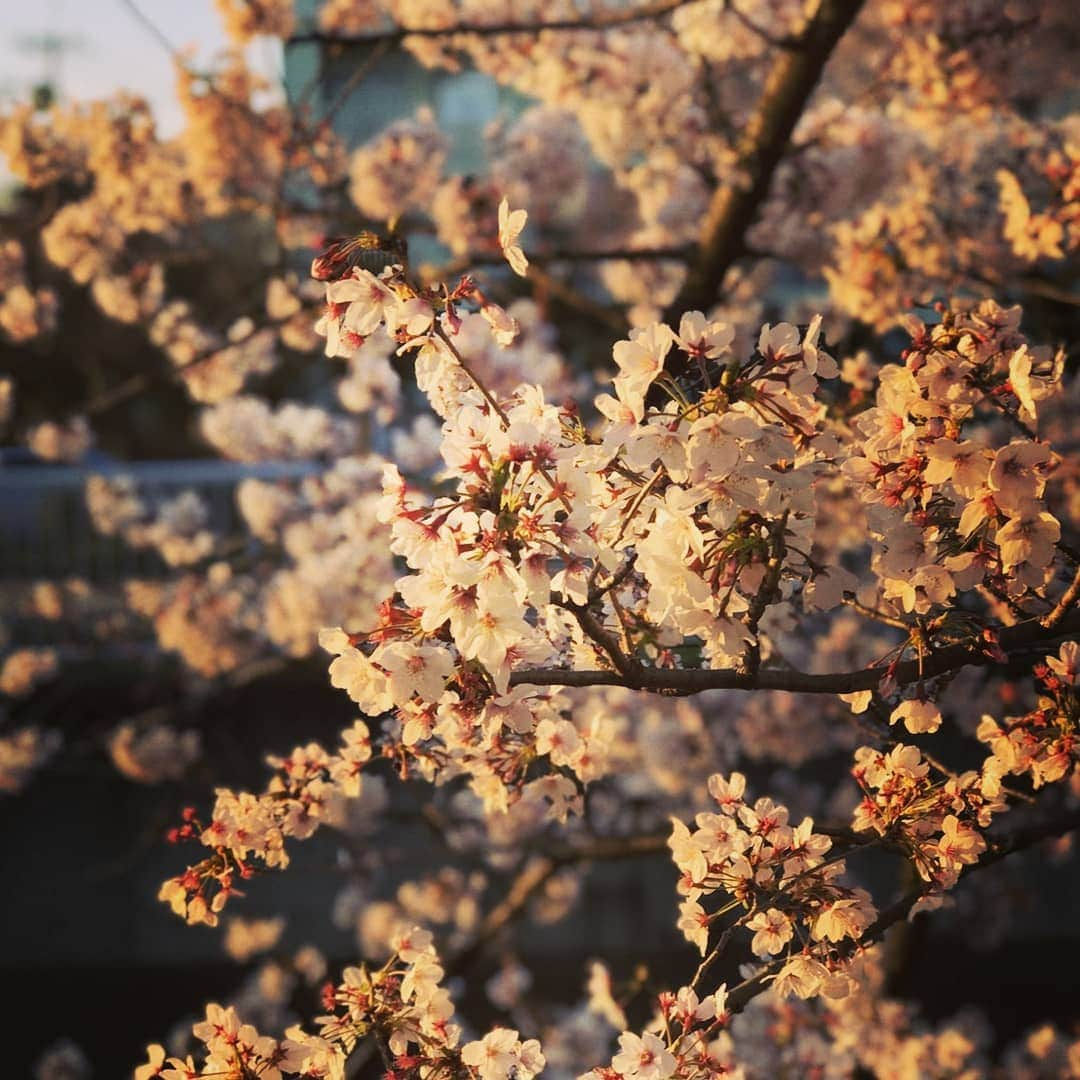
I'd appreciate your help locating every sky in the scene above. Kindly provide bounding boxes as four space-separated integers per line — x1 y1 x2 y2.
0 0 284 134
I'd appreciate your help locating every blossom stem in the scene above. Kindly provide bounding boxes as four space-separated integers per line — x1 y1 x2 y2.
435 325 575 514
739 511 789 676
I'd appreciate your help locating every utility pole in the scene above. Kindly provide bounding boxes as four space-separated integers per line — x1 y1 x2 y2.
13 0 83 109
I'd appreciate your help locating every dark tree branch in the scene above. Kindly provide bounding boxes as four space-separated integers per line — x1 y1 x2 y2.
522 261 631 334
665 0 866 320
79 311 302 418
426 245 692 281
510 610 1080 696
447 831 668 974
287 0 689 47
588 552 639 605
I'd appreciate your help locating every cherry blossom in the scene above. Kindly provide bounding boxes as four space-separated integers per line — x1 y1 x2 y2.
4 5 1080 1078
498 197 529 278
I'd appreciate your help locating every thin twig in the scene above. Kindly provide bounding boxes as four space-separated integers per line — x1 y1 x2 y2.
724 0 803 49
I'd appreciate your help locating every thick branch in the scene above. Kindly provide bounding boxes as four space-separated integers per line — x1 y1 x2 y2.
288 0 688 47
665 0 865 318
510 609 1080 696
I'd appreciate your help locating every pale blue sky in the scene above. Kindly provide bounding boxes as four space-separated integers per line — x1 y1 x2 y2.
0 0 284 133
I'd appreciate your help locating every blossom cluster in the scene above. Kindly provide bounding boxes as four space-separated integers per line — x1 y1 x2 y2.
850 743 992 890
839 300 1063 657
978 641 1080 792
0 239 58 343
158 720 373 926
136 929 546 1080
86 477 216 568
127 186 1078 1080
580 984 730 1080
670 772 874 1002
307 214 854 756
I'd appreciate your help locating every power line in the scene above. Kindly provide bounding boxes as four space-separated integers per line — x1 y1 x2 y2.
116 0 183 63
